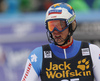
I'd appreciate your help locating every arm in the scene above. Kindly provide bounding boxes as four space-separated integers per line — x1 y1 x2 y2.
21 47 43 81
89 44 100 81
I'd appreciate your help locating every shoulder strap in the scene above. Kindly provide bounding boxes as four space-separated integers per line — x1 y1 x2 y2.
42 44 53 59
81 41 89 48
42 44 51 51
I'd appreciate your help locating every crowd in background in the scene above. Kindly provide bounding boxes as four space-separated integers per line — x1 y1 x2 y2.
0 0 100 13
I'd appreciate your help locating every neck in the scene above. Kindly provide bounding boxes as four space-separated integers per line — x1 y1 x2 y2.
58 36 73 49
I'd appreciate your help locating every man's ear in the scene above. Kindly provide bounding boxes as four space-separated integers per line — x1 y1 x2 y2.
72 20 77 31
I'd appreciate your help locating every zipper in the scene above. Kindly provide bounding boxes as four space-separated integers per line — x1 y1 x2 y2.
63 49 67 59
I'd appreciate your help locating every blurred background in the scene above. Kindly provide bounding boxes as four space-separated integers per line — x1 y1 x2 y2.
0 0 100 81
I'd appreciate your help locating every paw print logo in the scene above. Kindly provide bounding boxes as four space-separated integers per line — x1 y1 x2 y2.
77 58 90 71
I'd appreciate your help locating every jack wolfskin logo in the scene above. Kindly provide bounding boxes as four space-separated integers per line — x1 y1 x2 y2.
77 58 90 71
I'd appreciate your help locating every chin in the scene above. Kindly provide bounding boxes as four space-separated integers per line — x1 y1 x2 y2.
54 38 65 45
55 41 64 45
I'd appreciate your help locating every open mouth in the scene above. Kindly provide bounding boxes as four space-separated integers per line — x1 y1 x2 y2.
55 35 61 39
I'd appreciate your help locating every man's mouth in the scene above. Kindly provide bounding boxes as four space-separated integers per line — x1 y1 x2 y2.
54 35 65 43
55 35 61 39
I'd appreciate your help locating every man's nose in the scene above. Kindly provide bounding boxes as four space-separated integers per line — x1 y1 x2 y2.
53 29 60 34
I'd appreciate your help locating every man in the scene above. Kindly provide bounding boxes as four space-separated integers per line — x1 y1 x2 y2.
21 3 100 81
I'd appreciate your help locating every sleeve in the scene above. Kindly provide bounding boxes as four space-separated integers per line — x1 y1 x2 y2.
21 46 43 81
89 44 100 81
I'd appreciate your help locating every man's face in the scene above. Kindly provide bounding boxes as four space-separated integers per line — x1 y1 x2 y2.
47 20 69 45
